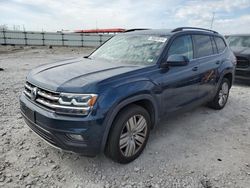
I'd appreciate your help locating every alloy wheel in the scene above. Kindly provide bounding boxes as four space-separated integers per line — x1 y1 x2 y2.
218 82 229 106
119 115 148 157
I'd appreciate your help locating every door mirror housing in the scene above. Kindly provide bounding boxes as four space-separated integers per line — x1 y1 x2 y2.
161 54 189 68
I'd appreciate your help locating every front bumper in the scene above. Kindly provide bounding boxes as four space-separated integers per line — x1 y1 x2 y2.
19 93 106 156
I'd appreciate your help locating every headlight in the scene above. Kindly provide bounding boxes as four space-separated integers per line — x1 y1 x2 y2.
56 93 98 115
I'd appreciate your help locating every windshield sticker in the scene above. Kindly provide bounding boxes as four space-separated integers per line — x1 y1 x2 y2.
148 36 167 43
147 58 154 63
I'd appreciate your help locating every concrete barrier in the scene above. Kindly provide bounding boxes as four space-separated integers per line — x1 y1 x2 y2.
0 30 113 47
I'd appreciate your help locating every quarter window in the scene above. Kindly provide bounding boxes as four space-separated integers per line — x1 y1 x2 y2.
193 35 213 58
168 35 193 60
215 37 226 53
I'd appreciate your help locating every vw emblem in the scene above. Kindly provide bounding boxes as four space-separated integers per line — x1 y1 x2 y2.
30 87 38 101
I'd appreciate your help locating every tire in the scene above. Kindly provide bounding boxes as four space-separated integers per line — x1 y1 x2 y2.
208 78 230 110
105 104 151 164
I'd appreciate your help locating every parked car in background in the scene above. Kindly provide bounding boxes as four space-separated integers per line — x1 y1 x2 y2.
20 27 236 163
226 34 250 81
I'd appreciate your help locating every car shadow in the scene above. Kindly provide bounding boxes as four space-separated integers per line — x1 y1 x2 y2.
52 104 225 168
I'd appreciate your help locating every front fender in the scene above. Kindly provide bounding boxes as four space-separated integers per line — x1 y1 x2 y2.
99 81 160 151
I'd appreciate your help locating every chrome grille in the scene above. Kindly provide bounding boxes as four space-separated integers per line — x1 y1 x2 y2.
24 82 60 110
236 56 249 68
23 82 91 115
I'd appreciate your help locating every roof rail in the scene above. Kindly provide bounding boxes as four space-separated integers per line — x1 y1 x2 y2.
125 28 150 32
171 27 218 34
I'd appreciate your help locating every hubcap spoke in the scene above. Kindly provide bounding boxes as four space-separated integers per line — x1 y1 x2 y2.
119 132 130 149
222 83 229 94
134 117 146 133
126 116 136 132
125 140 136 157
218 82 229 106
134 134 145 146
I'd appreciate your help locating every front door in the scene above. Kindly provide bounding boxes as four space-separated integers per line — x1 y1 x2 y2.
155 35 200 115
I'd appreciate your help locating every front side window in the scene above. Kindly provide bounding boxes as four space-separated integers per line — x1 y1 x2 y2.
215 37 226 53
227 36 250 48
168 35 193 60
193 35 213 58
90 34 168 65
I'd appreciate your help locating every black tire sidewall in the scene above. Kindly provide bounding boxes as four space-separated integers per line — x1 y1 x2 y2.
106 105 151 164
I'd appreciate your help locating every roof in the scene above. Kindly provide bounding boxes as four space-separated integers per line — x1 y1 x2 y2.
123 29 172 36
123 27 221 36
75 28 125 33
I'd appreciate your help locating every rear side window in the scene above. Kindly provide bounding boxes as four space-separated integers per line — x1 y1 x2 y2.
214 37 226 53
168 35 193 60
211 37 218 54
193 35 213 58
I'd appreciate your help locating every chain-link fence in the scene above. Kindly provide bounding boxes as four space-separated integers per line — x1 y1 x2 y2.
0 30 113 47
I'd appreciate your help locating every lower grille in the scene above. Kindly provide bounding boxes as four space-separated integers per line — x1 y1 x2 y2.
236 56 249 68
25 118 58 146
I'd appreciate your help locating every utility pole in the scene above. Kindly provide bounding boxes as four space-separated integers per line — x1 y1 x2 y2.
210 12 215 29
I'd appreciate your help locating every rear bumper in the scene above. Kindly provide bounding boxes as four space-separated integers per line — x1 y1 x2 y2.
235 68 250 81
19 93 106 156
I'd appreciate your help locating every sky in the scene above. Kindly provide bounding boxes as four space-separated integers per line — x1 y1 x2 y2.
0 0 250 34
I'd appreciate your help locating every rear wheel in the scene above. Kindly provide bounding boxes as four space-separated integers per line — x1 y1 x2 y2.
105 105 151 164
208 78 230 110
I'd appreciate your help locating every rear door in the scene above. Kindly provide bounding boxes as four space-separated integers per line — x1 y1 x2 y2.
192 34 223 100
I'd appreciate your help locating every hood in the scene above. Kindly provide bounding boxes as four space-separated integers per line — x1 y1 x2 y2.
230 46 250 56
27 57 142 92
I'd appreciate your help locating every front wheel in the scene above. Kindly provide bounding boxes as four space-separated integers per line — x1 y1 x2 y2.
208 78 230 110
105 105 151 164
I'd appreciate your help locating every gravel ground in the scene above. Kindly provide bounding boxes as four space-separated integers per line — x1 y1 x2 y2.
0 45 250 188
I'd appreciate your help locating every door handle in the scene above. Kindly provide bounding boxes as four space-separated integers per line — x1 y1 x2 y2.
192 67 198 71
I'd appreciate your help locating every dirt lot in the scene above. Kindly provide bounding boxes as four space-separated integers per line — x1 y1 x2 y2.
0 46 250 188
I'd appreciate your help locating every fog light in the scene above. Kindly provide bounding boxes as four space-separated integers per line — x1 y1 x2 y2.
67 134 84 141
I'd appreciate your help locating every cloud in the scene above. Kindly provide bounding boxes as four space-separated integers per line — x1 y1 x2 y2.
215 14 250 34
0 0 180 31
0 0 250 34
176 0 250 18
174 0 250 34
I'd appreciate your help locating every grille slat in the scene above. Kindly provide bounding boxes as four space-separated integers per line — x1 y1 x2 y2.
24 90 31 98
25 83 32 91
36 98 90 110
37 90 59 101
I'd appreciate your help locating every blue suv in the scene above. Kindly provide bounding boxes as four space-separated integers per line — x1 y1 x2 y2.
20 27 236 163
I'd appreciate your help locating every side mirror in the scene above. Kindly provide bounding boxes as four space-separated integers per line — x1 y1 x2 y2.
161 54 189 68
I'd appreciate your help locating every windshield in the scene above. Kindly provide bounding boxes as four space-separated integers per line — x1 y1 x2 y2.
227 36 250 48
90 34 168 65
